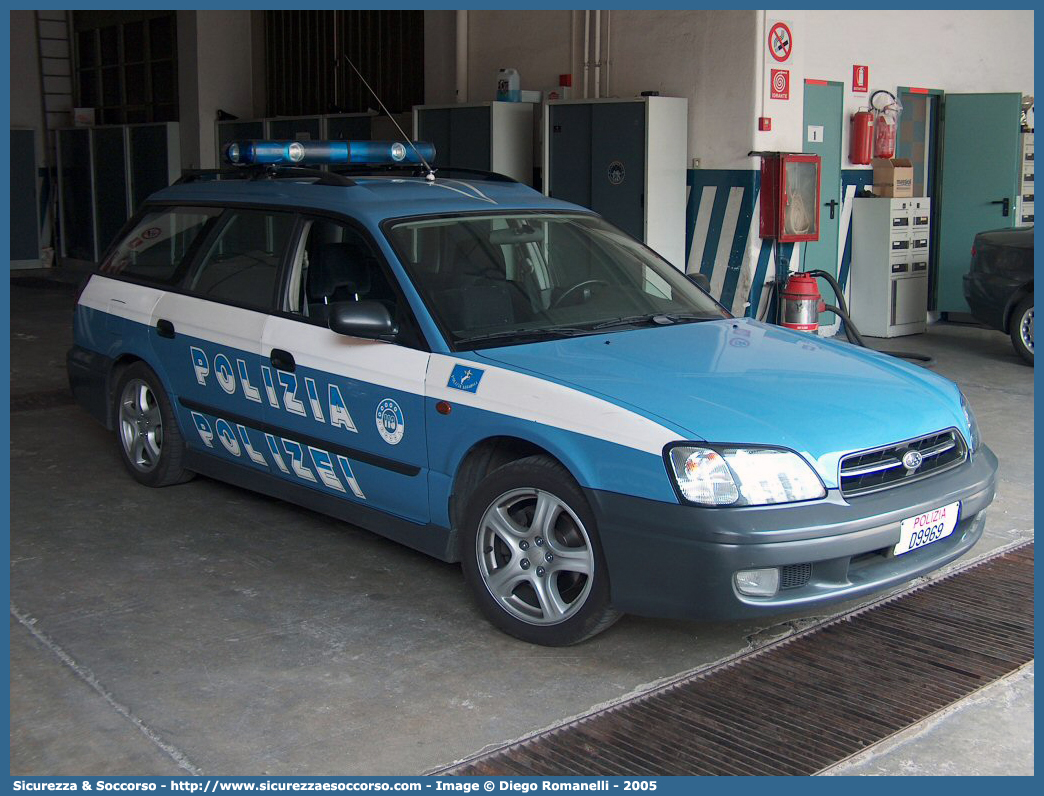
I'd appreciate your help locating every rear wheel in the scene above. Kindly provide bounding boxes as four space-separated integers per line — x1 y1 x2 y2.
114 362 193 487
1010 295 1034 365
461 455 620 645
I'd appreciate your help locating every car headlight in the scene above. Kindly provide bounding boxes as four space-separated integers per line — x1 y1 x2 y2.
666 445 826 507
960 392 982 452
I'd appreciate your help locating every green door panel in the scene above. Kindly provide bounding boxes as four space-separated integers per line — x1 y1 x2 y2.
802 81 843 323
937 93 1021 314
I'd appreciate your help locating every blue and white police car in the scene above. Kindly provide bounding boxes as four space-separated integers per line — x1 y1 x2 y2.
68 140 998 645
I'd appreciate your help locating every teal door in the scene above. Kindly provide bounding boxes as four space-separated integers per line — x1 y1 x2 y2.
802 81 843 323
937 93 1022 314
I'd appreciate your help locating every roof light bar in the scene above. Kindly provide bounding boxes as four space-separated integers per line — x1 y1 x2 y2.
223 140 437 168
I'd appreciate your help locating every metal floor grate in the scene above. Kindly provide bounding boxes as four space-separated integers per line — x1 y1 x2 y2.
442 543 1033 776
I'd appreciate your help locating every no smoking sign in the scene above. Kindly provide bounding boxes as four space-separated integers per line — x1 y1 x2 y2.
768 22 793 62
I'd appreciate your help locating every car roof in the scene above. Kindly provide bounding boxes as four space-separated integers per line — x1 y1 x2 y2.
148 174 591 226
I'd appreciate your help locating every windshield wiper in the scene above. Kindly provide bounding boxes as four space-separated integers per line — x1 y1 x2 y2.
453 327 592 346
590 312 716 330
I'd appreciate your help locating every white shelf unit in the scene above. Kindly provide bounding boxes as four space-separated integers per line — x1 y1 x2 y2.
850 197 931 337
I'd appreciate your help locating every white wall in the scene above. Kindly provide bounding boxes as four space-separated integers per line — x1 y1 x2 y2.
435 10 759 170
10 9 46 169
177 10 257 170
423 10 457 105
755 9 1035 167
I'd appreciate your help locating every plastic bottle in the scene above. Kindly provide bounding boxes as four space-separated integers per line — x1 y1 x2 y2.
496 68 521 102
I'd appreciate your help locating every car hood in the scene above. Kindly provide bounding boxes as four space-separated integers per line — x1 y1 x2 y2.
476 318 967 487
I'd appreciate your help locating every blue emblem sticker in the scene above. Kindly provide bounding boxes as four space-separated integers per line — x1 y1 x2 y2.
448 364 484 393
375 398 405 445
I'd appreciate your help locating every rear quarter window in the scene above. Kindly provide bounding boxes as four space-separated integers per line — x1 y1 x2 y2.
99 207 222 286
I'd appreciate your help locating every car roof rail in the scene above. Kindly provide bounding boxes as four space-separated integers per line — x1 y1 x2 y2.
175 166 356 187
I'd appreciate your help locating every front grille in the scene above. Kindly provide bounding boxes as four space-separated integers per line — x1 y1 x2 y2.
839 428 967 497
780 562 812 590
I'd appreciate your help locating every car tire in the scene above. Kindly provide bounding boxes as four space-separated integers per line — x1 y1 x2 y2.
1009 295 1034 366
461 455 620 646
114 362 194 487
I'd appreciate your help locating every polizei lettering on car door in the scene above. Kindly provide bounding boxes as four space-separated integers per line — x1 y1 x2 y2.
185 345 368 498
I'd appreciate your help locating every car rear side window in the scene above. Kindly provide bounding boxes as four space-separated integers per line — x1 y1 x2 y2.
99 207 221 285
188 209 296 311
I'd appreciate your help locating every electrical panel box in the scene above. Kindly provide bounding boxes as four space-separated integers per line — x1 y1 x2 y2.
850 197 931 337
543 97 688 269
759 153 821 243
414 102 534 185
1016 131 1034 225
57 122 180 262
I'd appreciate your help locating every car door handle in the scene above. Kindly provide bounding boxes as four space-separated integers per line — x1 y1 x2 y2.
990 197 1011 217
270 348 296 372
156 319 175 339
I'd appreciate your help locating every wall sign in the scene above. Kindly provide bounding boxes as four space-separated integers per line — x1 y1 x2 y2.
768 22 793 62
853 65 869 93
770 69 790 101
807 125 824 143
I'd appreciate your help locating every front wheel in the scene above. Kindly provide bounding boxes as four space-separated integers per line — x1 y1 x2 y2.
461 455 620 645
114 362 193 487
1010 295 1034 365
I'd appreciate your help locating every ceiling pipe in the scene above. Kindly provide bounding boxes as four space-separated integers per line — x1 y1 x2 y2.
597 10 605 98
605 11 611 97
455 10 468 103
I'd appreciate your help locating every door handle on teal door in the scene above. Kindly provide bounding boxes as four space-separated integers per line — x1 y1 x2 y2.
825 199 838 220
990 198 1011 217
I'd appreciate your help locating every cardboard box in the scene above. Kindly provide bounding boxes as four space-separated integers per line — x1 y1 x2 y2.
872 157 914 197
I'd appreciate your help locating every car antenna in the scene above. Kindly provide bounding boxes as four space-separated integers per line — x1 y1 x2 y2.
342 54 436 182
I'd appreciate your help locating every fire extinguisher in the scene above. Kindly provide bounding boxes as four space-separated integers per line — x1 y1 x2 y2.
849 109 874 165
871 89 901 159
779 272 825 332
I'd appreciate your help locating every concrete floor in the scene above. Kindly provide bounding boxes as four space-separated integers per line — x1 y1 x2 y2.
8 273 1035 776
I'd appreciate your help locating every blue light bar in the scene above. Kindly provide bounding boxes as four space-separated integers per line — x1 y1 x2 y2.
223 140 436 167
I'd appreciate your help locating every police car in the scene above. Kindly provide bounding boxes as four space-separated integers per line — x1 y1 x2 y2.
67 140 998 646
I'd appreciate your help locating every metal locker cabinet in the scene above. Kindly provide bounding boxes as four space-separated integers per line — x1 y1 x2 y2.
590 102 646 242
413 102 533 184
266 116 322 141
10 128 41 269
544 96 687 269
92 127 130 256
56 127 96 262
548 103 593 208
323 113 374 142
448 106 493 173
128 123 180 210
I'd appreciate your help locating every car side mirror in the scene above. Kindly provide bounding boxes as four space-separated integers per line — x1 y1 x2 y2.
688 273 711 292
328 300 399 342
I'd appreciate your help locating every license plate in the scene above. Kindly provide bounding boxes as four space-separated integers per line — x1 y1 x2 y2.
894 501 961 556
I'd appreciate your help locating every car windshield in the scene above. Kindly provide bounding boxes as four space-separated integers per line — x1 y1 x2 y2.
385 213 728 349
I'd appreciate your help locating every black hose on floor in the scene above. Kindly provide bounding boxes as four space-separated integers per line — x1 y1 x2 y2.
805 269 936 367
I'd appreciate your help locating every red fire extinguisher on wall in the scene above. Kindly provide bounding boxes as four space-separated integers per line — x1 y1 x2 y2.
779 272 825 332
849 109 874 165
871 89 902 160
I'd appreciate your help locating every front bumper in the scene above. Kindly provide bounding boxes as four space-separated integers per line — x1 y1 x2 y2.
587 445 998 621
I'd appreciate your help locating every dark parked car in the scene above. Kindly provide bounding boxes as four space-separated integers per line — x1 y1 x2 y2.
964 226 1034 364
